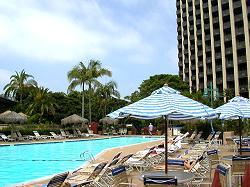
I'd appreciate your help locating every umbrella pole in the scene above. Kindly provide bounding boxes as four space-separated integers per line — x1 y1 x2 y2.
164 115 168 174
239 117 242 155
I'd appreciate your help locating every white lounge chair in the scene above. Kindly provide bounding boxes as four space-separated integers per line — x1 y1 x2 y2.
50 132 64 139
33 131 50 140
0 133 15 142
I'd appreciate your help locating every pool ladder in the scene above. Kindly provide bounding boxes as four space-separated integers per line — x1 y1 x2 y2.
80 150 95 163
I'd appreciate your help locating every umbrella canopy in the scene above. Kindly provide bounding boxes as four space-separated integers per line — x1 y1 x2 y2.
215 96 250 152
61 114 88 125
108 84 217 120
0 111 27 124
216 96 250 120
99 116 118 125
107 84 217 173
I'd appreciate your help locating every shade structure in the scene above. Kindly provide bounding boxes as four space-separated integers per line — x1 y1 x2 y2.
216 96 250 120
99 116 118 125
107 84 217 173
61 114 88 125
108 85 217 120
0 111 27 124
215 96 250 152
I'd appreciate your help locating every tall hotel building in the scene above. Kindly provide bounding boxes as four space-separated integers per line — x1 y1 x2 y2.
177 0 250 98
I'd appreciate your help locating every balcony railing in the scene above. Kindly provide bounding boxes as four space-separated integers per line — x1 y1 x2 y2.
225 48 232 54
222 0 228 5
235 15 243 22
214 42 221 48
212 6 218 12
224 35 232 42
236 28 244 35
216 79 223 84
216 66 222 71
234 1 242 9
227 75 234 81
238 57 246 64
224 22 231 29
215 53 221 59
204 13 209 19
222 10 230 17
227 61 234 68
204 24 210 30
205 35 211 41
214 29 220 35
207 69 212 75
237 42 245 49
207 58 212 64
239 71 248 78
240 87 248 92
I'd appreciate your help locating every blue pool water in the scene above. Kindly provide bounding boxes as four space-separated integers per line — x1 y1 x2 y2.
0 137 160 186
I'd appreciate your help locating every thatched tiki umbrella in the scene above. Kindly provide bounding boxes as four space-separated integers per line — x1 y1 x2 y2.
0 110 27 124
99 116 118 125
61 114 89 128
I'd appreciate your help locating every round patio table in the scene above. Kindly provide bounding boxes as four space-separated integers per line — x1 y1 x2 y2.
140 170 195 184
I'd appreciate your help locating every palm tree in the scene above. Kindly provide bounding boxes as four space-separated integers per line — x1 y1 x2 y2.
67 62 88 118
27 86 57 123
96 81 120 116
4 69 37 105
86 60 112 122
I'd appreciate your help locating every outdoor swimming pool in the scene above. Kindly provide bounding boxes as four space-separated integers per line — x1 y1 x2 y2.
0 137 160 186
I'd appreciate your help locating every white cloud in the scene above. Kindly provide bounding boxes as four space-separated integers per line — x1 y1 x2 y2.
0 0 154 65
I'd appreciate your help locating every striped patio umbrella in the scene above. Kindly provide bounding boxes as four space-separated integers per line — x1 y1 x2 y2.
108 84 216 120
215 96 250 152
107 84 217 173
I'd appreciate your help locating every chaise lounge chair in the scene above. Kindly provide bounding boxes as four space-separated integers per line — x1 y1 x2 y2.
33 131 51 140
50 132 64 139
67 161 108 186
0 133 15 142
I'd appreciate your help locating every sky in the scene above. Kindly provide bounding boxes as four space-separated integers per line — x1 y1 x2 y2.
0 0 178 98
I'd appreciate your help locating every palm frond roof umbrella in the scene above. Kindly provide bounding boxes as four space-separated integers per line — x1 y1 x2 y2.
107 84 217 174
0 111 27 124
215 96 250 152
61 114 89 125
99 116 118 125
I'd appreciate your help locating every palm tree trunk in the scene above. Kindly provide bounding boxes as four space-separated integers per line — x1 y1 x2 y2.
88 84 92 123
82 83 85 118
20 93 23 111
104 92 107 115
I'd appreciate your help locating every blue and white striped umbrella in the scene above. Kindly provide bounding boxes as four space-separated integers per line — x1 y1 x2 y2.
215 96 250 120
107 84 217 173
108 85 217 120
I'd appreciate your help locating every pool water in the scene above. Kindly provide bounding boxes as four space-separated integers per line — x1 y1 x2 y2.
0 137 160 186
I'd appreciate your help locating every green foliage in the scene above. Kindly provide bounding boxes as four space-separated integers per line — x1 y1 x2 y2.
26 87 57 123
180 120 222 139
129 74 189 102
67 60 113 122
4 69 37 110
0 123 62 136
